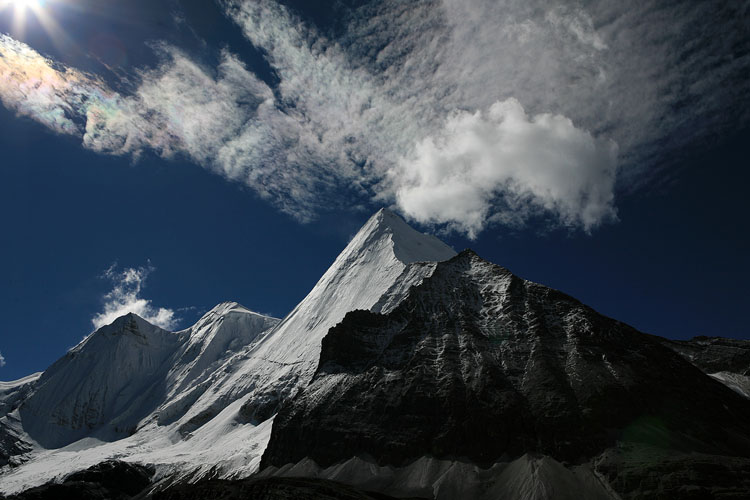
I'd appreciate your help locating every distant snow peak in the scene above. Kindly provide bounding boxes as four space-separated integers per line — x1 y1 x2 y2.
201 301 271 319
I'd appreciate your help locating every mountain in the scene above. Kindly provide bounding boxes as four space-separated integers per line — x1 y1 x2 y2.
205 208 456 427
260 250 750 499
19 313 184 448
14 303 280 450
0 209 456 494
0 302 281 492
2 210 749 500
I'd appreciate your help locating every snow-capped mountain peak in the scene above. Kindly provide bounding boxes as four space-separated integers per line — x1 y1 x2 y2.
19 315 183 448
186 301 277 346
0 209 459 491
349 208 455 265
150 208 458 442
246 209 456 371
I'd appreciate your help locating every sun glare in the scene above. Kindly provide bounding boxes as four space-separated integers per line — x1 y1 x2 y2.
15 0 40 9
1 0 66 47
3 0 41 13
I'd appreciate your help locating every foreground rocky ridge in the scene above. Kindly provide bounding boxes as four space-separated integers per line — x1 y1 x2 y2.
0 460 413 500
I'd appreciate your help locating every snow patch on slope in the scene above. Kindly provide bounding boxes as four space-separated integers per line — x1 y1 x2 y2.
0 372 40 413
0 373 42 393
156 302 280 428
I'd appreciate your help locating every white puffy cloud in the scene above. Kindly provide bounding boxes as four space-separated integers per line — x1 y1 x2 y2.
389 99 618 237
0 351 5 368
91 264 177 331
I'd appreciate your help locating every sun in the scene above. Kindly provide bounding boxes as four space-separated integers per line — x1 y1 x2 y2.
1 0 62 41
14 0 41 8
3 0 43 13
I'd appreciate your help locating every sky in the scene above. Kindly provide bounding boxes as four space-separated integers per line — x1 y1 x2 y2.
0 0 748 380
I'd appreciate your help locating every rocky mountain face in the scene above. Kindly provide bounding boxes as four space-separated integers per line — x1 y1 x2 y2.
229 208 456 425
2 210 749 500
662 336 750 399
664 336 750 375
262 250 750 499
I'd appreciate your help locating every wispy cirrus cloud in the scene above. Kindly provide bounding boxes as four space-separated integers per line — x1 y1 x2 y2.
0 33 358 220
92 263 177 331
1 0 749 237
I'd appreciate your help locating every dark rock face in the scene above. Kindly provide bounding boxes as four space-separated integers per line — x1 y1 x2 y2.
0 377 37 467
65 460 153 496
662 336 750 376
594 446 750 499
261 251 750 478
150 476 420 500
2 460 153 500
0 420 33 468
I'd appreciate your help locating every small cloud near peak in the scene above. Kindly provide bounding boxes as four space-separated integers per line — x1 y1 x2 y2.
91 262 178 331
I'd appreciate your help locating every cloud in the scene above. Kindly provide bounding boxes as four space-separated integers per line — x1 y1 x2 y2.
91 263 177 330
389 99 618 237
0 351 5 367
0 34 360 220
1 0 749 237
220 0 750 231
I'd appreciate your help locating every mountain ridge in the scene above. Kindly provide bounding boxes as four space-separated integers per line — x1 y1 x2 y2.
0 209 458 494
1 211 749 500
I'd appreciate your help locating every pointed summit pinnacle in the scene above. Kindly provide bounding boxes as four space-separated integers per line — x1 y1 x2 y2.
360 208 455 264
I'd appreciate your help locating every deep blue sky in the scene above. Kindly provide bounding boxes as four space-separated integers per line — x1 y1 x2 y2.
1 0 748 380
